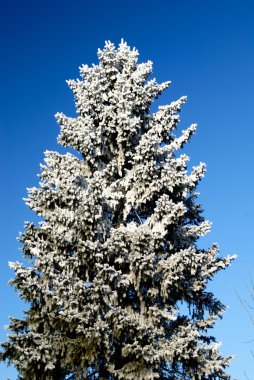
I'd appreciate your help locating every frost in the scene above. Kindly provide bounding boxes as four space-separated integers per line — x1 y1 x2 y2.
1 40 234 380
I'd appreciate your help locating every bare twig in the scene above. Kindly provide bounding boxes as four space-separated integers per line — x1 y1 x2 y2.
244 371 251 380
233 287 254 326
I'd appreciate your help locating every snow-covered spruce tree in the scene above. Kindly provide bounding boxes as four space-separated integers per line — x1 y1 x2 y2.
1 41 235 379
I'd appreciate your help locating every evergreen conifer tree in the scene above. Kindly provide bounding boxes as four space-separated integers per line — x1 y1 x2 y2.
1 40 235 379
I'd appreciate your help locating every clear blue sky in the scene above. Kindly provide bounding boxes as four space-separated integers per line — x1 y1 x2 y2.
1 0 254 378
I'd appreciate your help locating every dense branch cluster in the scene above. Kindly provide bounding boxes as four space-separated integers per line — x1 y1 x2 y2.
1 41 235 379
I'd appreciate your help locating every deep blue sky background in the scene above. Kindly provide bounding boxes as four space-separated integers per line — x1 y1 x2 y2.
1 0 254 378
